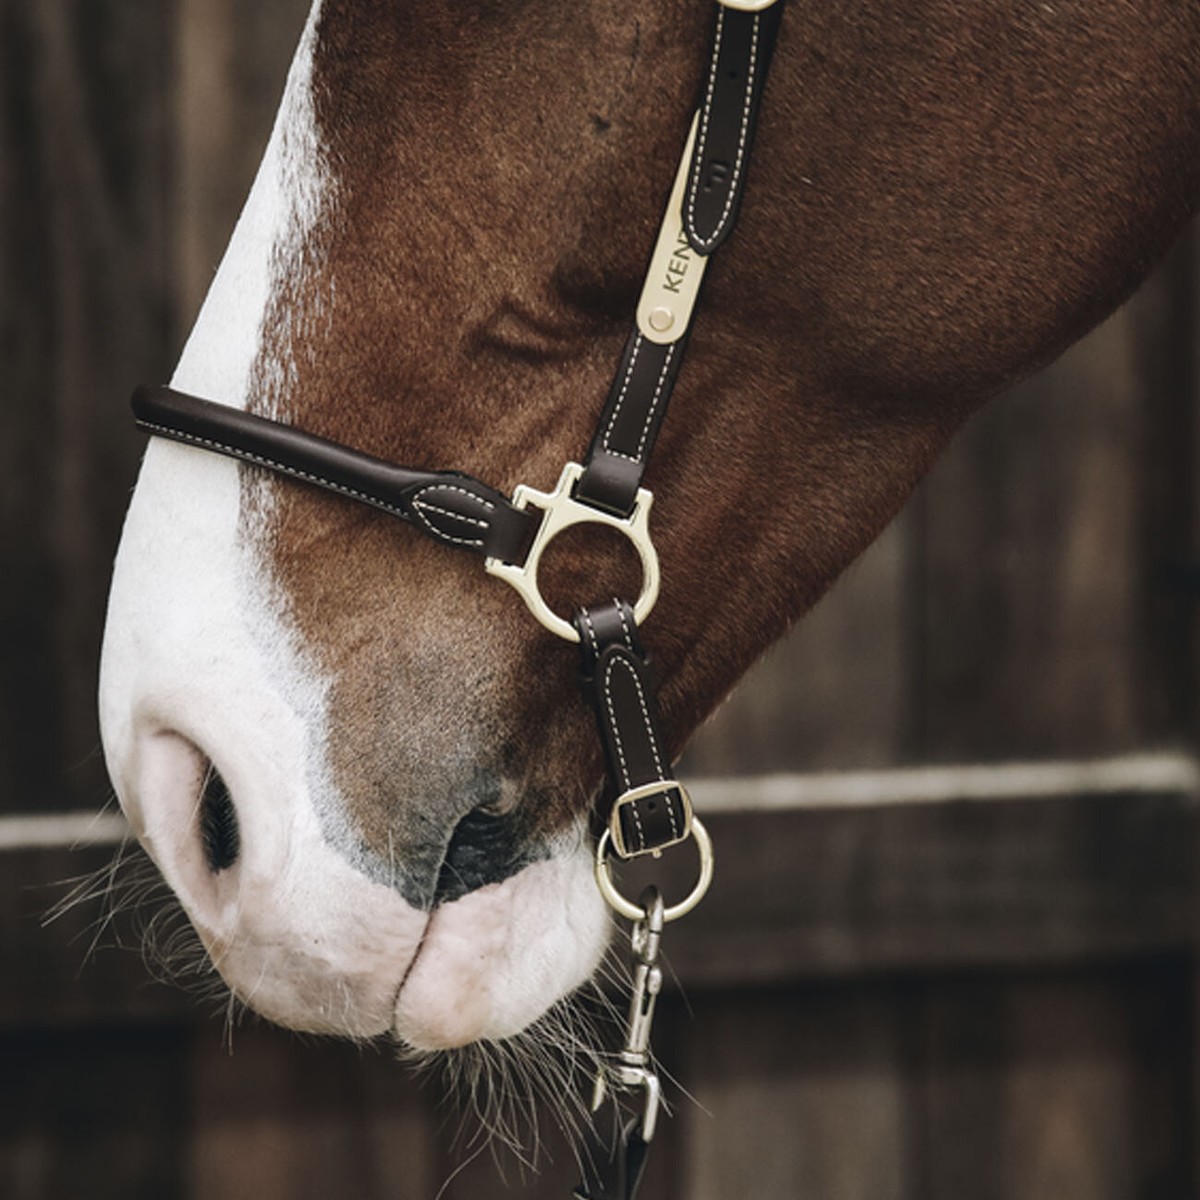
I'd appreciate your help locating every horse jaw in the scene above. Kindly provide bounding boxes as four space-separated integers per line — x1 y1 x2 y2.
98 0 607 1048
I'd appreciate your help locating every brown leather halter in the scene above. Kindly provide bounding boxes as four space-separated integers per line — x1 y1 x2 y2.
132 3 785 1194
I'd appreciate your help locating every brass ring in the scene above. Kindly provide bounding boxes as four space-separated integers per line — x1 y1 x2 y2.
593 817 714 923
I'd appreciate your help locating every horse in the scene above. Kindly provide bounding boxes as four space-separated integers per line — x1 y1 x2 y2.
99 0 1200 1065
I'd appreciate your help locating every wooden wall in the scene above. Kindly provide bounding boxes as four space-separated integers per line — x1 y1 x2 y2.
2 2 1199 1197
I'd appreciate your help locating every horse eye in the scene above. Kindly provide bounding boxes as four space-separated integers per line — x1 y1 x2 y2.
199 764 240 873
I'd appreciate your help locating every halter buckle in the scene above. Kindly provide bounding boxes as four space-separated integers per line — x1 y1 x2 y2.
595 817 714 924
485 462 660 642
608 779 694 860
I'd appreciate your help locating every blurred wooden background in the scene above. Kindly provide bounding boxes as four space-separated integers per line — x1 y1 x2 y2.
2 1 1199 1197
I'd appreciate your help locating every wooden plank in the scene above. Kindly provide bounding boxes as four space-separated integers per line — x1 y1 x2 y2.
0 844 202 1028
681 986 912 1200
612 787 1197 985
0 0 308 820
0 0 178 816
909 228 1198 763
685 519 910 774
5 778 1194 1028
187 1023 440 1200
919 963 1194 1200
175 0 310 321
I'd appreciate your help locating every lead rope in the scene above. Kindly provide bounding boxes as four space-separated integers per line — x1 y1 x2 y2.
128 3 784 1195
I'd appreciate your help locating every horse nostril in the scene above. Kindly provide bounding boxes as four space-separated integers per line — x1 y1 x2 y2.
434 808 528 906
198 763 240 873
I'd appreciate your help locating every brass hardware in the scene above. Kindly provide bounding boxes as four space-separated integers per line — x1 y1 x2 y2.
648 306 674 333
635 115 709 345
607 779 694 860
594 817 714 922
484 462 660 642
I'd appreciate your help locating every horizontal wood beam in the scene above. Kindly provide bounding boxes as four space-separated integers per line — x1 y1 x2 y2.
3 755 1196 1027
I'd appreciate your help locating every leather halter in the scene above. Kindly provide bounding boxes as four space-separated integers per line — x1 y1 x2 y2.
133 3 784 1195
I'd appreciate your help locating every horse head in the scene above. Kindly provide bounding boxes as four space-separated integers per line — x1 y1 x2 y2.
99 0 1199 1051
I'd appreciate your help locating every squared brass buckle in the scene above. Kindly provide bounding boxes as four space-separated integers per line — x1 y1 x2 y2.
609 780 694 860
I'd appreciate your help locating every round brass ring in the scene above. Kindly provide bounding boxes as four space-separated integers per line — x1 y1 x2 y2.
593 818 714 923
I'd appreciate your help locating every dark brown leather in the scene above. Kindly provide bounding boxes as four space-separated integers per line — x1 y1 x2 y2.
684 2 784 255
132 386 538 563
574 331 689 517
575 2 784 519
575 601 691 859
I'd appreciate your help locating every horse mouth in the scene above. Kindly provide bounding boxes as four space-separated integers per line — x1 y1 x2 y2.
389 846 610 1051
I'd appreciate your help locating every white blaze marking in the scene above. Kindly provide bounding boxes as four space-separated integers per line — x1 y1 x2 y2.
97 0 611 1043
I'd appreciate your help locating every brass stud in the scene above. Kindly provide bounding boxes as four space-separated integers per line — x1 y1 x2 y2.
648 307 674 333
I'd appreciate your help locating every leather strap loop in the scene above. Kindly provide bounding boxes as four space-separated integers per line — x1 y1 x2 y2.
131 386 537 564
575 330 689 518
575 601 691 859
684 1 783 255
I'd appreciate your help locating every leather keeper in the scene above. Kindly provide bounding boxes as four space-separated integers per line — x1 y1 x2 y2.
575 601 691 859
577 329 689 517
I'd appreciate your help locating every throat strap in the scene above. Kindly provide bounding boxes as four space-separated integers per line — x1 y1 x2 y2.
575 601 692 860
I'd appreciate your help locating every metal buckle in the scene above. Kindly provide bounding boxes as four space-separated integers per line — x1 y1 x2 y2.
591 888 666 1142
594 817 714 924
608 779 694 860
484 462 660 643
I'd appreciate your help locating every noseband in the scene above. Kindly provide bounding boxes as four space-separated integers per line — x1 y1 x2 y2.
133 3 784 1194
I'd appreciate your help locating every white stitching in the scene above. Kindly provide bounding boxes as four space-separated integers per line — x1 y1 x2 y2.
414 483 495 512
138 421 410 519
411 500 487 530
610 623 680 841
600 333 644 459
602 657 635 792
606 654 668 782
634 342 676 461
141 421 490 548
410 498 487 547
581 608 601 659
665 793 681 841
685 11 760 252
600 338 677 466
623 659 666 782
688 5 725 232
613 599 636 654
604 654 679 847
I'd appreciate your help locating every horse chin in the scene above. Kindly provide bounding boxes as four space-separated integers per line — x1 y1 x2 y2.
184 844 609 1049
392 847 610 1051
186 842 609 1050
126 724 607 1046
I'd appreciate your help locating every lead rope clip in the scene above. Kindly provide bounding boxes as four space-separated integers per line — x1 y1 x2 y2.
591 886 666 1144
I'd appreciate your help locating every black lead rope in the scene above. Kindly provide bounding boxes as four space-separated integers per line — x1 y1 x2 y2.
131 4 784 1196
